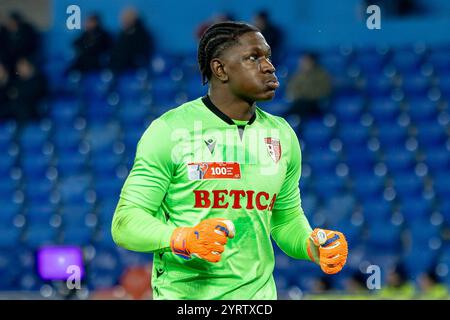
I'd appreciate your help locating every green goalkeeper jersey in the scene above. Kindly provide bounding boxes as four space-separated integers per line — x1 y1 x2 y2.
112 96 313 300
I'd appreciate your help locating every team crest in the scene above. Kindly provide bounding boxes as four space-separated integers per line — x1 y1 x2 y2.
264 137 282 163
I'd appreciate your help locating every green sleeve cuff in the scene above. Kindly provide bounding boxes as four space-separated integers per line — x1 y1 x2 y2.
270 206 313 260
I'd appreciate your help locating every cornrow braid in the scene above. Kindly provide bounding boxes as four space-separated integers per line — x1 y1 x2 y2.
198 21 259 85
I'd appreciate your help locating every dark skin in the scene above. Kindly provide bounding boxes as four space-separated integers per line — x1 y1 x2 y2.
207 31 279 121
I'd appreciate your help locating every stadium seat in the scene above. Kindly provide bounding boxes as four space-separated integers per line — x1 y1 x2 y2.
339 124 370 148
399 197 432 221
377 123 408 149
391 49 423 74
364 75 393 97
61 226 94 246
23 225 59 248
369 98 401 122
333 95 364 122
301 120 333 147
422 147 449 173
382 148 416 173
305 149 340 173
352 173 385 201
312 174 347 198
407 98 438 124
433 173 450 198
361 198 392 224
0 226 21 248
322 194 355 225
415 121 447 147
365 221 402 255
402 249 438 278
392 173 424 199
401 75 430 97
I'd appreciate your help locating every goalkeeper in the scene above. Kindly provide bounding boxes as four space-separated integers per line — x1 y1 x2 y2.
111 21 348 299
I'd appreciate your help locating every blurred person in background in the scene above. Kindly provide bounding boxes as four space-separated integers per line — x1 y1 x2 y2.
195 12 235 41
7 57 47 123
377 264 415 299
416 270 449 299
109 7 153 74
253 11 283 65
4 12 40 68
0 62 12 120
67 14 112 74
286 52 332 121
0 16 11 66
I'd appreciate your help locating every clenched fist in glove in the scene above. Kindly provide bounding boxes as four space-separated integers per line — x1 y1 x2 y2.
307 228 348 274
170 218 235 263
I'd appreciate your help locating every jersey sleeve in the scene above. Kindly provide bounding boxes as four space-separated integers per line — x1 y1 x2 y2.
270 121 313 260
111 118 177 252
272 122 302 212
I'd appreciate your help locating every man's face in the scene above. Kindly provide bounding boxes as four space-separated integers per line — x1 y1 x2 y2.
218 31 279 102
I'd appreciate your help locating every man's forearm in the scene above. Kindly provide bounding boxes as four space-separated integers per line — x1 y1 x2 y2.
111 198 176 252
271 207 313 260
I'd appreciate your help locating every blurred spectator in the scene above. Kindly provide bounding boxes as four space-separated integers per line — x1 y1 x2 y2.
4 12 40 67
0 62 12 120
253 11 283 64
286 53 332 121
0 17 10 65
377 264 415 299
68 14 112 73
416 270 449 299
109 7 153 74
119 264 153 300
195 13 235 40
7 57 47 123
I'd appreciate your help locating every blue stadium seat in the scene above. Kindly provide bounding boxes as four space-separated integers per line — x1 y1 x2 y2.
433 173 450 198
52 127 83 153
21 154 52 180
93 226 116 249
301 120 333 147
60 204 94 227
323 194 355 225
440 199 450 225
0 121 17 148
91 153 122 177
85 99 115 123
423 147 450 173
24 205 57 227
24 179 54 203
361 198 392 224
352 173 385 201
319 53 348 76
399 197 432 221
19 124 50 154
58 175 92 205
377 123 408 149
0 177 19 199
382 148 416 172
407 220 440 249
0 226 21 248
61 226 94 246
391 50 423 74
339 124 370 148
312 174 346 198
94 178 123 201
333 95 365 122
87 248 122 290
300 194 318 218
23 225 59 248
354 52 386 76
438 74 450 96
86 124 120 155
415 122 447 147
392 173 424 199
364 75 393 97
401 75 430 96
428 51 450 73
50 99 81 124
365 221 402 255
369 98 401 122
305 149 339 173
402 249 438 278
0 153 16 178
407 98 438 124
55 152 88 177
0 249 22 289
0 200 22 225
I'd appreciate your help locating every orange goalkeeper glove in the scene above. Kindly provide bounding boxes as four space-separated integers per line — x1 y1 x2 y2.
170 218 235 263
307 228 348 275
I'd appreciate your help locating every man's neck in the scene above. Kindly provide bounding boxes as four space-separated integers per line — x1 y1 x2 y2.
208 88 256 121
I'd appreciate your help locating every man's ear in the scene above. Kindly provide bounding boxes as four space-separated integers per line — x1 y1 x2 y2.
210 58 228 83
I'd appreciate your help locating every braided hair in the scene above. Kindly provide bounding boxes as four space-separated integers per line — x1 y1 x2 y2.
197 21 259 85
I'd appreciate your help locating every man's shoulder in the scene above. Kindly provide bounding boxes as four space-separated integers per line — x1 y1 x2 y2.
156 97 205 126
256 107 292 130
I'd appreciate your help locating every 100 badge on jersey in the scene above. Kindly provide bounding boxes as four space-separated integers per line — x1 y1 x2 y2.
187 162 241 180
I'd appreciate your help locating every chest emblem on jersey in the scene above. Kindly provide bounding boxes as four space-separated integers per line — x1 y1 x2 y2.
187 162 241 180
204 138 217 155
264 137 282 163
